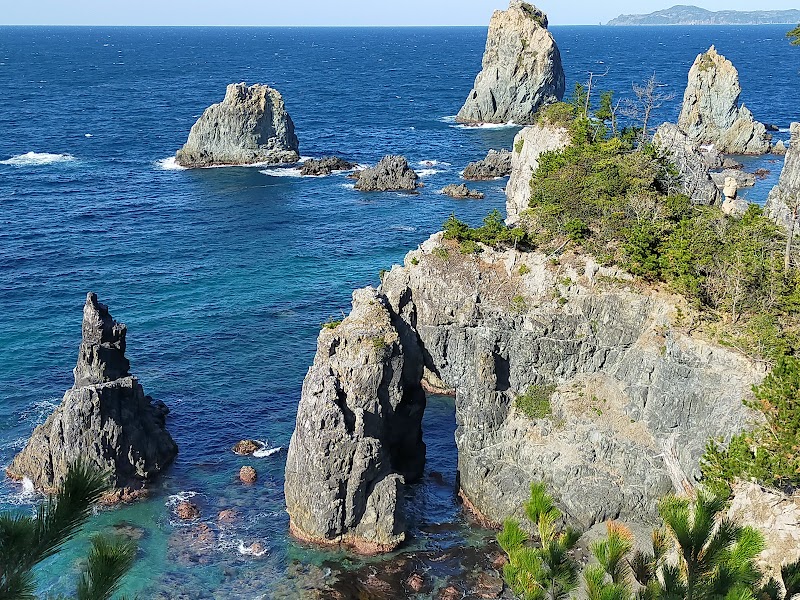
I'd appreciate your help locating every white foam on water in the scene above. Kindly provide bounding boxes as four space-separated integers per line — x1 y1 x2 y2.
0 152 76 166
390 225 417 232
165 490 198 509
84 133 93 138
417 169 440 177
341 183 356 189
779 127 791 133
237 540 269 557
450 122 519 130
253 445 281 458
155 157 186 171
21 477 34 494
259 167 302 177
20 399 60 427
417 160 451 168
439 115 457 123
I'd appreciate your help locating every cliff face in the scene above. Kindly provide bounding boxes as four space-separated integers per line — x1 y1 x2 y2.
505 124 571 223
677 47 770 155
765 123 800 230
8 293 178 494
176 83 299 168
285 237 762 549
456 1 565 125
653 122 722 206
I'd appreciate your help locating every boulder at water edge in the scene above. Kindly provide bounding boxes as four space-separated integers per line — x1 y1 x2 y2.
176 82 299 168
7 293 178 496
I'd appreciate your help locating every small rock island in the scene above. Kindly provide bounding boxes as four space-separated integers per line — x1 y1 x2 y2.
175 82 299 168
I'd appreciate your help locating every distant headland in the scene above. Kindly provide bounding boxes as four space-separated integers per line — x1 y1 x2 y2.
607 5 800 26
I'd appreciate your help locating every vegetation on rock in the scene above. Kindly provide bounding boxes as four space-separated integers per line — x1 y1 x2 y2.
514 384 555 420
0 462 137 600
788 25 800 45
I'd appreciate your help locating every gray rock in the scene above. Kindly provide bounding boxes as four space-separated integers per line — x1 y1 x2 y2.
7 293 178 494
285 235 763 548
773 140 788 156
677 46 771 155
506 124 572 223
353 156 419 192
300 156 355 176
284 288 426 553
710 169 756 189
441 184 485 199
765 123 800 230
462 149 513 180
456 2 565 125
722 157 744 169
176 82 299 168
653 123 722 206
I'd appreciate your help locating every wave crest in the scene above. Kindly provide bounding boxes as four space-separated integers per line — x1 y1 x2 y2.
0 152 76 166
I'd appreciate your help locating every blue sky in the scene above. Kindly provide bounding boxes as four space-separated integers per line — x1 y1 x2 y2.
3 1 799 26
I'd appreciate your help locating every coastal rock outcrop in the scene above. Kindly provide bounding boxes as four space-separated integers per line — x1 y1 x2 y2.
456 2 565 124
284 288 426 553
653 123 722 206
300 156 355 176
286 234 762 548
677 46 770 155
175 82 299 168
506 124 571 223
7 293 178 494
441 184 484 199
462 149 513 180
765 123 800 230
354 156 419 192
710 169 756 189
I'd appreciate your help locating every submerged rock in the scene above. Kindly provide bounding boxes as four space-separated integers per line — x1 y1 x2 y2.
506 124 571 223
239 465 257 484
456 1 565 124
653 122 722 206
284 288 426 554
176 501 201 521
441 184 485 199
175 82 299 168
765 123 800 230
677 46 770 154
353 155 419 192
232 439 264 455
300 156 355 176
462 149 513 180
7 293 178 495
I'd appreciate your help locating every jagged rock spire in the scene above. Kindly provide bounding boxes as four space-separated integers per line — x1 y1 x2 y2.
73 292 130 388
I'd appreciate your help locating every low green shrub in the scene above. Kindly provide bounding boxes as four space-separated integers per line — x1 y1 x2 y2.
515 384 555 419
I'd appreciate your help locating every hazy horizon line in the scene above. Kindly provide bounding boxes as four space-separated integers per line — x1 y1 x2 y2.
1 22 797 28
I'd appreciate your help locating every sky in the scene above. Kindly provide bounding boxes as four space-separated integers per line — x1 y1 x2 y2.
2 0 800 26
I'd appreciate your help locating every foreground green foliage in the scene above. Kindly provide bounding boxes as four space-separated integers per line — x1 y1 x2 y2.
500 484 800 600
789 25 800 45
0 463 137 600
703 356 800 492
515 384 556 420
498 483 581 600
443 209 527 252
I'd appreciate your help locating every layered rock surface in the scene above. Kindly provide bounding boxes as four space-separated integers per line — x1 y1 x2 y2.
284 288 426 553
505 123 571 223
286 235 763 549
677 46 770 154
456 2 565 124
653 123 722 206
462 149 513 180
354 156 419 192
765 123 800 230
7 293 178 493
176 83 299 168
441 184 484 199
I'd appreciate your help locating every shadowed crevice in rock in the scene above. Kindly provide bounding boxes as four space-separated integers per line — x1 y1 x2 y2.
765 123 800 231
7 293 178 497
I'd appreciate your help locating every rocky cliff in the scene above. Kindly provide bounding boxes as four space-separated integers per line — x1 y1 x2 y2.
765 123 800 230
505 123 571 223
353 155 419 192
176 82 299 168
7 293 178 495
285 234 763 550
677 47 770 155
456 2 565 125
653 122 722 206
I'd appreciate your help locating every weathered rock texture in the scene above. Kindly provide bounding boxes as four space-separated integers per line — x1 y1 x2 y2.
7 293 178 493
354 156 419 192
653 123 722 206
456 2 565 124
765 123 800 230
506 124 571 223
710 169 755 189
286 235 764 549
728 482 800 584
284 288 426 553
441 184 485 199
462 149 513 180
300 156 355 176
677 47 770 155
176 83 299 168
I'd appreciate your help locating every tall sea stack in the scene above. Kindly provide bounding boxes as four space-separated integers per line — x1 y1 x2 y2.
456 1 565 125
7 293 178 496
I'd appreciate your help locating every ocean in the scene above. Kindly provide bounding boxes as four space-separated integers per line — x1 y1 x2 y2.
0 24 797 598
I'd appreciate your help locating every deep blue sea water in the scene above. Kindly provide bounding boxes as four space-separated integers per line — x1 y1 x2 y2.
0 25 797 598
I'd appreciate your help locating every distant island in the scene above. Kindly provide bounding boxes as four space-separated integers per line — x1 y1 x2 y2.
607 5 800 26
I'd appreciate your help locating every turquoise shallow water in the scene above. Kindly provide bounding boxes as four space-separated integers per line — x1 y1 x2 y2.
0 25 797 597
